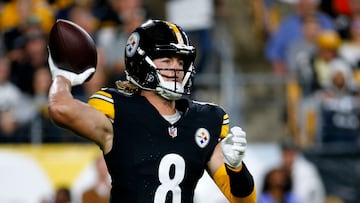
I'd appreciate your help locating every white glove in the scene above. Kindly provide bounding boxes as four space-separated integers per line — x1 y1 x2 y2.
221 126 247 169
48 54 95 86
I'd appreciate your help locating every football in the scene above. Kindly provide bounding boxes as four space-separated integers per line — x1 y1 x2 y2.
48 19 97 74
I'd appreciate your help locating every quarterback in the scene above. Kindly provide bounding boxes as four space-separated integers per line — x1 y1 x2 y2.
48 19 256 202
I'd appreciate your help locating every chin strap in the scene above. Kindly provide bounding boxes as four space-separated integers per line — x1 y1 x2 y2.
156 85 182 100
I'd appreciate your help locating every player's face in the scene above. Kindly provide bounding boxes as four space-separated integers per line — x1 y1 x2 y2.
153 56 185 83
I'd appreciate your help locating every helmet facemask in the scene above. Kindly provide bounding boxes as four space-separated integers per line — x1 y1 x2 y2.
145 43 195 100
155 63 195 100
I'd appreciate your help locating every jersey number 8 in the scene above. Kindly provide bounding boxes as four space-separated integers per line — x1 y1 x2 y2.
154 153 185 203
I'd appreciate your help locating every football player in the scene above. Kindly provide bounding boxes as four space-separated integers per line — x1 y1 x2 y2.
47 19 256 202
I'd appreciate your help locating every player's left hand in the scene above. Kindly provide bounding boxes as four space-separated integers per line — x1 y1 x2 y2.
221 126 247 169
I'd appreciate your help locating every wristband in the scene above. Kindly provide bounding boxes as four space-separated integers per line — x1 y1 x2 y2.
225 162 254 197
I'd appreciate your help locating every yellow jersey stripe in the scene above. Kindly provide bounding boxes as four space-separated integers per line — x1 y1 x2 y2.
220 114 230 139
89 93 114 104
165 21 184 44
223 114 229 124
88 91 115 120
92 90 112 100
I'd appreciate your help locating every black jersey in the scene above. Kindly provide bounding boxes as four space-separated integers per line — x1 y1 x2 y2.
88 88 229 203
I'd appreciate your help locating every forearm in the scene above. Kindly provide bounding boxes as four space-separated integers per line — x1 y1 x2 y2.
48 76 113 150
48 76 76 126
49 76 73 102
213 163 256 203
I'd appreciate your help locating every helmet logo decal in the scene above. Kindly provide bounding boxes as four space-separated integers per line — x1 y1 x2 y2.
145 74 155 82
164 21 184 44
126 32 140 57
195 128 210 148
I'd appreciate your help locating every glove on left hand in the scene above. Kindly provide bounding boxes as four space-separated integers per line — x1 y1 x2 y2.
221 126 247 169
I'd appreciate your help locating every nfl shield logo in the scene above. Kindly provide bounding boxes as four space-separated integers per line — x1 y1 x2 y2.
168 126 178 138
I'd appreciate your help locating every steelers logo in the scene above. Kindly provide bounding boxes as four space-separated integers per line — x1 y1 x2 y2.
195 128 210 148
126 32 140 57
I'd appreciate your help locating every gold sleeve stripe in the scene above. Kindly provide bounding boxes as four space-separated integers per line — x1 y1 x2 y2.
88 91 115 120
97 90 112 98
213 165 257 203
220 114 230 139
89 94 114 104
223 114 229 124
89 90 113 103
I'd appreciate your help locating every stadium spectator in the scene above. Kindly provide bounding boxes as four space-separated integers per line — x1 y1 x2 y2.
286 29 342 142
265 0 335 75
258 167 300 203
2 15 44 63
55 187 71 203
286 15 321 74
29 67 66 143
289 28 342 132
66 4 99 37
0 56 29 142
7 24 48 95
42 186 71 203
96 1 146 87
339 14 360 84
279 138 326 203
0 0 54 33
285 14 321 135
295 29 342 97
252 0 297 39
306 59 360 145
109 0 148 25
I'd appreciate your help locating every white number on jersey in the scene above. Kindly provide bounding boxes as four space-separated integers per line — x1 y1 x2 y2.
154 153 185 203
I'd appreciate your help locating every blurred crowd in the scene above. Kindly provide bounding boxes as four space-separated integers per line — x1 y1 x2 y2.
0 0 151 143
261 0 360 202
260 0 360 150
0 0 223 143
0 0 358 148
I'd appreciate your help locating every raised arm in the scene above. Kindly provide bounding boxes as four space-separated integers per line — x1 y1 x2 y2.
48 55 113 153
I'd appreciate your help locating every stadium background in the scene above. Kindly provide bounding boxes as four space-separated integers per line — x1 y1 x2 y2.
0 0 359 202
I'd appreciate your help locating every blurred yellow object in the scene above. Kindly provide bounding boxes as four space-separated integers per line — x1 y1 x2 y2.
353 69 360 85
0 0 55 33
0 144 101 188
286 80 302 143
317 30 341 50
305 108 317 145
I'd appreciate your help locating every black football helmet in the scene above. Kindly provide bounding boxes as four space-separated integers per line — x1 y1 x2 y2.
124 19 196 100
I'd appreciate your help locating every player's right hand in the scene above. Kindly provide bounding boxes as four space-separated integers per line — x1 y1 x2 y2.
48 54 95 86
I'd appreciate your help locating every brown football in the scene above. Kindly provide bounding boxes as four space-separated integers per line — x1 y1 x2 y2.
48 19 97 74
